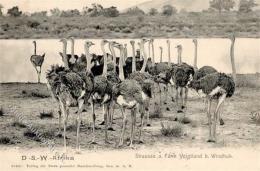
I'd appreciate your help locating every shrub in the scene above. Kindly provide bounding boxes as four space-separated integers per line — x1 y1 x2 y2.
122 27 132 33
40 110 54 119
150 104 163 118
160 122 183 137
0 137 11 144
21 90 50 98
0 107 4 116
178 116 192 124
7 6 22 17
12 121 26 128
27 20 40 28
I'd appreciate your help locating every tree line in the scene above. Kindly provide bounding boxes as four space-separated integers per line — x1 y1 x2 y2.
0 0 258 18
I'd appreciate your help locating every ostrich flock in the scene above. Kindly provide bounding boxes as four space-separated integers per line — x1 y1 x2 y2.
30 37 235 152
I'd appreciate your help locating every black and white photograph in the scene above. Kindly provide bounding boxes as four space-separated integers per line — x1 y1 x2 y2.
0 0 260 171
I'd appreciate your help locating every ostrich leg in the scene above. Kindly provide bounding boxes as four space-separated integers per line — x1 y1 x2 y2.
118 107 127 147
212 94 226 142
59 100 68 151
138 105 145 144
76 99 84 153
183 87 188 110
129 108 136 148
207 98 213 142
90 99 97 144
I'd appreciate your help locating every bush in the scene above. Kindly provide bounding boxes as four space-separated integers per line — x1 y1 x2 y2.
162 5 177 16
150 104 163 118
0 137 11 144
102 6 119 17
160 122 183 137
27 20 40 28
122 27 132 33
40 110 54 119
21 89 50 98
7 6 22 17
0 107 4 116
12 121 27 128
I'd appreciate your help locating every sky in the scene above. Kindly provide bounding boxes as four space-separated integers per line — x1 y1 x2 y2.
0 0 148 13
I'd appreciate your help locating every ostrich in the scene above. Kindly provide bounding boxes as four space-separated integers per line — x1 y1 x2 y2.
113 43 147 147
128 38 155 126
188 72 235 142
174 44 195 113
30 41 45 83
46 39 94 152
92 40 121 141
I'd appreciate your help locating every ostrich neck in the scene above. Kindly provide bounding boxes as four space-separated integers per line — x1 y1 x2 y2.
140 41 147 73
119 47 125 80
34 42 37 55
109 43 117 71
193 43 198 69
230 40 236 83
178 49 182 64
148 43 151 59
85 46 91 72
151 41 155 66
131 43 136 73
101 44 107 76
167 42 171 66
160 49 163 63
63 43 69 69
71 41 75 59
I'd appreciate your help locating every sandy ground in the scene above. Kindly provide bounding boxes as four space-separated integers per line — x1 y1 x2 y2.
0 83 260 151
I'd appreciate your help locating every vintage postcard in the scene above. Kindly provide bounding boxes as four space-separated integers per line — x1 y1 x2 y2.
0 0 260 171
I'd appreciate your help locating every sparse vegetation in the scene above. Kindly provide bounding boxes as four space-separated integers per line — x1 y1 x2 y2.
150 104 163 118
178 116 192 124
39 110 54 119
21 89 50 98
160 122 183 137
12 120 27 128
0 136 12 144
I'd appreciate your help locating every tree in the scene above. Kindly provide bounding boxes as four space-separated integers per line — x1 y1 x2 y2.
239 0 258 13
0 4 3 16
102 6 119 17
125 7 145 15
162 5 177 16
31 11 47 17
7 6 22 17
209 0 235 13
60 9 80 17
50 8 61 17
149 8 158 16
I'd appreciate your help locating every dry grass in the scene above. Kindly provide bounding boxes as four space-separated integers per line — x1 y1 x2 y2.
12 120 27 128
160 122 183 137
178 116 192 124
150 104 163 118
21 89 50 98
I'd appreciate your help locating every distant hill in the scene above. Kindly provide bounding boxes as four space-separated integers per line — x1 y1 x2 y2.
124 0 260 12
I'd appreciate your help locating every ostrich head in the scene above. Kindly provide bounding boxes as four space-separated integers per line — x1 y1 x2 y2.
130 40 135 46
101 39 109 46
68 36 75 43
85 41 95 48
192 39 197 44
187 79 201 91
176 44 182 50
32 40 36 45
230 34 236 43
59 38 67 43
